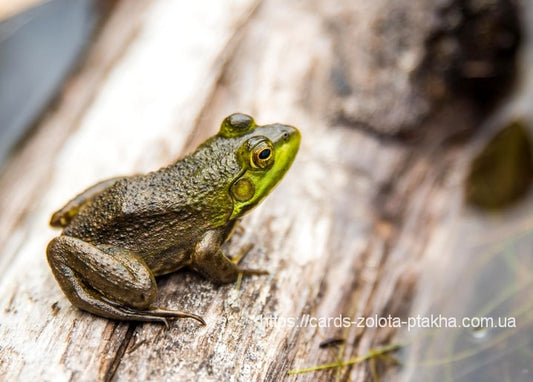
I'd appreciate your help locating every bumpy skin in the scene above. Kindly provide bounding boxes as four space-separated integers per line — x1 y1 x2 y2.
47 113 300 325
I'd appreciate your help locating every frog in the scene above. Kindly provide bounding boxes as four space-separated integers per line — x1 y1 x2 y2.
46 113 300 326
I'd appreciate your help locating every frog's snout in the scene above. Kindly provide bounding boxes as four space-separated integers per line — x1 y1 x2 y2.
270 123 301 147
280 124 301 152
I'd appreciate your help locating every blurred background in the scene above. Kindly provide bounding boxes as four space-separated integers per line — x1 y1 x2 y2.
0 0 115 166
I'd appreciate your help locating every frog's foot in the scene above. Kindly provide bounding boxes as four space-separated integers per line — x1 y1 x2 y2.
77 285 205 328
231 244 269 276
144 307 206 325
47 236 204 326
103 305 206 328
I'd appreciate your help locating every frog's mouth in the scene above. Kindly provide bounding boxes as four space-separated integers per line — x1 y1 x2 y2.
229 124 300 219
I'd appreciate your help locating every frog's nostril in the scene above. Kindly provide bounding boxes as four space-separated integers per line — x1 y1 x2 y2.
282 132 289 141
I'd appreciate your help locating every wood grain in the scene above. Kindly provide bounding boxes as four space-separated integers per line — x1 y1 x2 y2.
0 0 517 381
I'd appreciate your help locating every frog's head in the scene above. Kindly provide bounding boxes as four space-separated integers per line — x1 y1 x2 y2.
219 113 300 220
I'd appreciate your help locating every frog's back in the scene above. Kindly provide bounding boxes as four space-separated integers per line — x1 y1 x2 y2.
62 139 240 255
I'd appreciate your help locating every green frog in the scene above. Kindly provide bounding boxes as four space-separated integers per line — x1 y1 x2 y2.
47 113 300 326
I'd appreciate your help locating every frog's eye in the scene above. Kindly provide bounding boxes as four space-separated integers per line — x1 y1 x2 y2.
251 140 274 169
220 113 255 137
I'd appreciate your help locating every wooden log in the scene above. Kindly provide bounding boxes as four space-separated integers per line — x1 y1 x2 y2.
0 0 520 381
0 0 45 21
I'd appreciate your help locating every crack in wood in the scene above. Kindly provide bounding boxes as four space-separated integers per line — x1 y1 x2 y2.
99 323 137 382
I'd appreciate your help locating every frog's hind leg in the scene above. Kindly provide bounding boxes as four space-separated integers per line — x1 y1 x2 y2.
50 177 124 228
46 236 205 326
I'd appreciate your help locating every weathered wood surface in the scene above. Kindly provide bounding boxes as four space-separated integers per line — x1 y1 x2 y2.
0 0 45 21
0 0 520 381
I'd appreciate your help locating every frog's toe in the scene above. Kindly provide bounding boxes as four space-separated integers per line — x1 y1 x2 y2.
238 267 269 276
147 307 206 325
95 303 205 327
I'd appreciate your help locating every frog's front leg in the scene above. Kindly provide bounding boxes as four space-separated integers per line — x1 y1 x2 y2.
191 230 268 283
46 236 205 326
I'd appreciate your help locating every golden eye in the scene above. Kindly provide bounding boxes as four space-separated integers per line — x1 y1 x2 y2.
251 141 273 169
258 148 271 159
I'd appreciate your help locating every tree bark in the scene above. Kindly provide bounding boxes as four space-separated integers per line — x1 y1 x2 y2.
0 0 520 381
